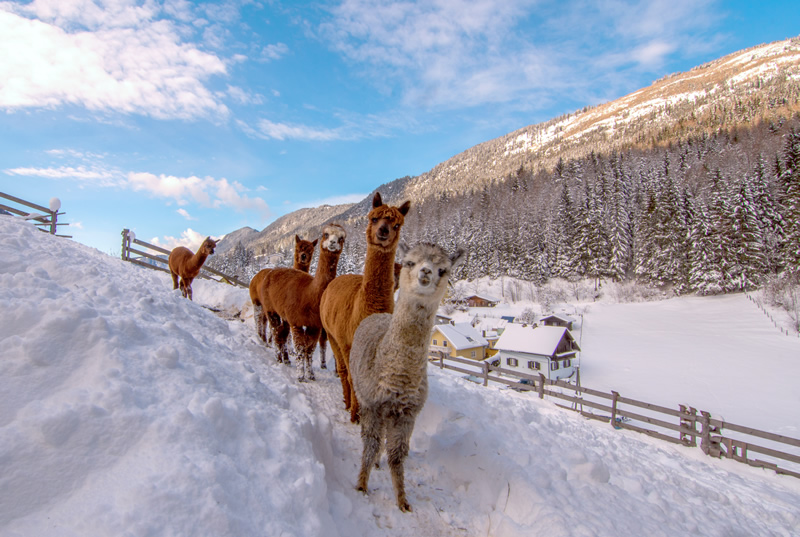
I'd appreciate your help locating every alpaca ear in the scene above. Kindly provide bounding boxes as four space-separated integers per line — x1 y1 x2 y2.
450 248 466 270
398 200 411 216
295 234 301 244
312 238 319 247
372 192 383 208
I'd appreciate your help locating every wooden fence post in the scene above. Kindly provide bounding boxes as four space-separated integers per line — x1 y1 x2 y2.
482 361 489 387
439 351 444 369
538 373 546 399
610 391 620 427
699 411 721 457
679 405 698 446
121 229 130 261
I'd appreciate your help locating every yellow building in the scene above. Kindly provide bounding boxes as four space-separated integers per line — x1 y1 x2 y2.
429 323 489 361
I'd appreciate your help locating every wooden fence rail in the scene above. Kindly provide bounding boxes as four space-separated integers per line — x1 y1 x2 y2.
430 351 800 480
0 191 71 237
120 229 248 288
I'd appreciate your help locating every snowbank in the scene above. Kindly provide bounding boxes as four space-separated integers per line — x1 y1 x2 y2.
2 215 799 536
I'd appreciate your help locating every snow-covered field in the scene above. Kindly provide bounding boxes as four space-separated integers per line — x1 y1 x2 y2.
2 215 800 537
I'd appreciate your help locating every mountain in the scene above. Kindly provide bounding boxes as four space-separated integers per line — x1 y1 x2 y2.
220 36 800 269
215 226 259 254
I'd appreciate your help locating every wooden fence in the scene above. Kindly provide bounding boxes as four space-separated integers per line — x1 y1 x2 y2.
0 191 71 237
120 229 248 288
431 351 800 480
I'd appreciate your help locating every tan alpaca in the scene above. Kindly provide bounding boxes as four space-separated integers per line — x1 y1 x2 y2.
350 243 464 512
168 237 217 300
263 224 346 381
320 192 411 422
250 235 317 345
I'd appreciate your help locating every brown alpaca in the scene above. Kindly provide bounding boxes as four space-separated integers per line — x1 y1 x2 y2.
320 192 411 422
168 236 217 300
263 224 347 381
250 235 317 344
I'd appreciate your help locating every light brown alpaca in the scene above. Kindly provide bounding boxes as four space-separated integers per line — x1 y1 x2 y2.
168 236 217 300
250 235 317 344
320 192 411 422
264 224 347 381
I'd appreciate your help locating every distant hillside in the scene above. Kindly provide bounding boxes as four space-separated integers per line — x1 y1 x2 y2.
214 36 800 285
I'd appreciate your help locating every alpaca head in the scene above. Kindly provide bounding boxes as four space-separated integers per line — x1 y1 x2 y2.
200 237 217 256
294 235 318 271
366 192 411 251
397 243 464 301
320 224 347 253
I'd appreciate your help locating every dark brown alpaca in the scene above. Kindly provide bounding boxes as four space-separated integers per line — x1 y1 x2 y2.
263 224 347 381
168 237 217 300
320 193 411 422
250 235 317 344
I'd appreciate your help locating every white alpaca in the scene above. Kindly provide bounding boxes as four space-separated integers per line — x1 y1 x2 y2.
350 242 464 512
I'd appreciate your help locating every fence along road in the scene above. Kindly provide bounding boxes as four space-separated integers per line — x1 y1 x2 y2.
1 191 71 237
431 351 800 480
121 229 247 288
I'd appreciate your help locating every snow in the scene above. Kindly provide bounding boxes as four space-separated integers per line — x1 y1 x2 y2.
2 214 800 536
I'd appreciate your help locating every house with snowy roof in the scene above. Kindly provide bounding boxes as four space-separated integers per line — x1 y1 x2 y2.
539 313 575 331
493 324 580 381
429 322 490 361
463 293 501 308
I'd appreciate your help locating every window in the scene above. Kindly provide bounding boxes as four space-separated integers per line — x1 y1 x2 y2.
551 361 559 371
564 359 571 367
507 357 519 367
471 351 476 358
432 339 438 346
443 341 448 347
527 361 540 370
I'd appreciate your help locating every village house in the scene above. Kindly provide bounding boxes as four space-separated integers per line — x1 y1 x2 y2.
539 313 575 331
429 322 489 361
463 293 501 308
493 324 580 381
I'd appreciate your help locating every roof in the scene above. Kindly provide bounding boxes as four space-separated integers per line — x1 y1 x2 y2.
433 323 489 350
540 313 575 324
465 293 501 303
470 317 508 334
494 324 578 356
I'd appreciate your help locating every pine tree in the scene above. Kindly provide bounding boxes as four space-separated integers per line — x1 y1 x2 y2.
779 129 800 278
729 177 767 289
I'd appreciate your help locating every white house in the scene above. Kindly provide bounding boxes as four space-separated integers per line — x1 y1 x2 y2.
493 324 580 381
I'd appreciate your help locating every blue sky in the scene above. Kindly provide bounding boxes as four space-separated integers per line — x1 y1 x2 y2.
1 0 797 256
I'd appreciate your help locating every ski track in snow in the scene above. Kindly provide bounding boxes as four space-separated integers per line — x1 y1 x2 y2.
2 215 800 537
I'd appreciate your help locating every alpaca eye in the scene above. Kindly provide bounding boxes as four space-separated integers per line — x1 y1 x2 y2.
439 268 447 277
393 224 400 230
405 261 414 268
371 218 378 224
323 233 328 238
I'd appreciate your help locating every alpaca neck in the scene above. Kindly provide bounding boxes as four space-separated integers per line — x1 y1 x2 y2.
188 250 209 273
362 245 397 313
312 248 341 293
380 293 440 370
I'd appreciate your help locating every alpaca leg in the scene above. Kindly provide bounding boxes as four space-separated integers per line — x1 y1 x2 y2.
170 270 179 290
348 377 360 424
186 281 193 301
386 413 415 512
356 407 381 494
253 303 265 342
328 337 351 410
276 321 291 365
319 329 328 370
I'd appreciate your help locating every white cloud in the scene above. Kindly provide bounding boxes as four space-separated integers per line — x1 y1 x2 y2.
176 208 196 220
0 1 229 120
125 171 270 216
252 119 345 141
318 0 722 109
261 42 289 61
151 227 218 252
4 165 120 186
